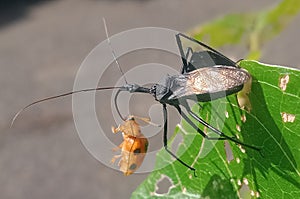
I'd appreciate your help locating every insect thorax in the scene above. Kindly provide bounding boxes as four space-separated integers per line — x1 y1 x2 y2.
151 74 187 105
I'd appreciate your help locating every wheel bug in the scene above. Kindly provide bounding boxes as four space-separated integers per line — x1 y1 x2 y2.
11 21 262 177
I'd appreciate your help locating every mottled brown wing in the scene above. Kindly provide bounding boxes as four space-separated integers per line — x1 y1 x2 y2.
168 66 251 100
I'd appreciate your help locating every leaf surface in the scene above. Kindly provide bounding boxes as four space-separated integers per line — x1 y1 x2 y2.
132 61 300 199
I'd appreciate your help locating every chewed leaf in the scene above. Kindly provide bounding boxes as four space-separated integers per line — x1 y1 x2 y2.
132 60 300 198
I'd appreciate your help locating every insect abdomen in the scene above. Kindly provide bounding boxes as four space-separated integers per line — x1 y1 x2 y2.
119 135 148 176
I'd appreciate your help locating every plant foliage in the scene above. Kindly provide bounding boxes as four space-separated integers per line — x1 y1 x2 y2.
133 0 300 198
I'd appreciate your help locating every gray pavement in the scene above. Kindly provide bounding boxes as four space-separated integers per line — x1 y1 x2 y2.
1 0 299 198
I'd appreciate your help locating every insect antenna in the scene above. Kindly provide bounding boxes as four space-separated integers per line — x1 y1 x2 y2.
11 20 135 127
103 18 130 121
103 18 128 84
10 86 123 128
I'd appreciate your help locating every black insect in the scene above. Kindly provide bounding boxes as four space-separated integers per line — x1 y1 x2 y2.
11 26 262 177
114 33 262 175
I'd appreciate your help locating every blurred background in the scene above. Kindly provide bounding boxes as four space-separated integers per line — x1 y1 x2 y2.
1 0 299 198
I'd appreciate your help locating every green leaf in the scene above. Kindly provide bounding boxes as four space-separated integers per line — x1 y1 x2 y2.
132 0 300 198
132 61 300 198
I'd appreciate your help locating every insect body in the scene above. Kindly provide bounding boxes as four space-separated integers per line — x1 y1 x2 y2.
111 115 155 175
11 30 262 176
113 33 262 175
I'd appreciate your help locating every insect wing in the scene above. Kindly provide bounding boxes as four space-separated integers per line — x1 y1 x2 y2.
168 66 250 101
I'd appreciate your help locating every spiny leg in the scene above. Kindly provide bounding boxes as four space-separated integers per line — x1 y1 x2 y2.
162 104 197 177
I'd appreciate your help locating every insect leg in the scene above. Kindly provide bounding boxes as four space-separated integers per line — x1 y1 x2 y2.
185 47 193 60
176 33 237 67
133 116 161 127
111 154 122 164
176 33 196 74
162 104 197 176
187 110 262 152
175 33 188 73
175 105 227 141
181 47 195 74
112 142 123 152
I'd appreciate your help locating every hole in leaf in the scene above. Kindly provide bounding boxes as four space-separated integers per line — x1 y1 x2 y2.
237 177 260 198
236 124 241 132
237 179 242 186
171 132 184 154
155 175 173 195
280 112 295 123
224 141 234 163
255 191 260 198
238 145 246 153
238 183 251 199
243 178 249 185
241 114 246 123
279 74 289 91
225 111 229 118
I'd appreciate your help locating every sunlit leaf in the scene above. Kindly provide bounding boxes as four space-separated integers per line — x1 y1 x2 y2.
132 61 300 198
133 0 300 198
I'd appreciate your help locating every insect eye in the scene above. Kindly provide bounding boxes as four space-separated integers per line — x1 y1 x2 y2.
133 148 141 154
129 163 137 170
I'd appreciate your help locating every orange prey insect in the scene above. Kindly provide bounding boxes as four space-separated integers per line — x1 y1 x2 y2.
111 115 158 176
